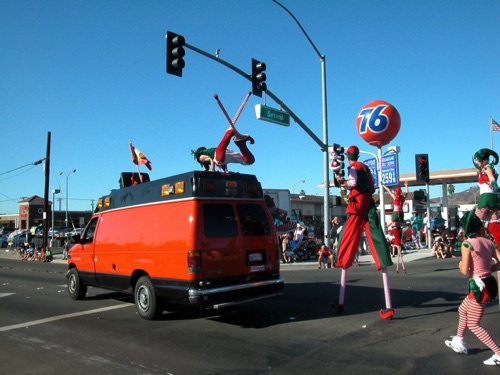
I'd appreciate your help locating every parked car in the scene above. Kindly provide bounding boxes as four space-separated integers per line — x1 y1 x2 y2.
30 224 43 236
60 227 75 238
7 230 28 247
0 234 9 248
70 228 83 237
48 227 64 238
0 227 14 236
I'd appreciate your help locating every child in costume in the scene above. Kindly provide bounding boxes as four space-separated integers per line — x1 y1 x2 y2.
333 145 394 319
473 148 500 249
445 210 500 366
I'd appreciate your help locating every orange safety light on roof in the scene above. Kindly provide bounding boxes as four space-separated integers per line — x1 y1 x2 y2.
104 197 111 207
161 183 173 196
97 198 104 209
174 181 185 194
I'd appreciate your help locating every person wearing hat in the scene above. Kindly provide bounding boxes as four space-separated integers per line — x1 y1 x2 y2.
334 145 394 319
473 148 500 250
445 210 500 366
410 211 423 249
293 223 306 242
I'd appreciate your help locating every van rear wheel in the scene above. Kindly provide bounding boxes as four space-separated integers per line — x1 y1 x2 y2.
135 276 163 320
68 268 87 300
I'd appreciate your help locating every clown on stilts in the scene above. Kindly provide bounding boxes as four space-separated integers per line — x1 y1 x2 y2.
333 145 395 319
192 92 255 172
382 181 409 274
473 148 500 248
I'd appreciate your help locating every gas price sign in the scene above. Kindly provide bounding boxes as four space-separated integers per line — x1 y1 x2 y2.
363 153 399 187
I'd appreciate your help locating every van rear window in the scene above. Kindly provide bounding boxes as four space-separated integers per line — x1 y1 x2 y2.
202 203 271 238
236 204 270 236
202 204 238 238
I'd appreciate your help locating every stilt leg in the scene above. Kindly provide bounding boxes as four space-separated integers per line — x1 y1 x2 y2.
399 246 406 273
332 268 347 313
379 268 394 319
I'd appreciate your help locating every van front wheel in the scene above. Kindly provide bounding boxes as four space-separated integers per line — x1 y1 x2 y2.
68 268 87 300
135 276 162 320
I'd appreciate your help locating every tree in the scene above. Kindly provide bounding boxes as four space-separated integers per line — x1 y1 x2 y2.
448 184 455 204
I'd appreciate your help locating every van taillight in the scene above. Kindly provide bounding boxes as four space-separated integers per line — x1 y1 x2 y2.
188 250 202 274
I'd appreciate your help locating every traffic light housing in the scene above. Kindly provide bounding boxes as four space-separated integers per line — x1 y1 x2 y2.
333 143 345 177
333 196 342 206
415 154 430 183
251 58 267 97
166 31 186 77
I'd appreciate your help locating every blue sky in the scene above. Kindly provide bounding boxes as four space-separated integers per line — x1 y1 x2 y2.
1 0 499 213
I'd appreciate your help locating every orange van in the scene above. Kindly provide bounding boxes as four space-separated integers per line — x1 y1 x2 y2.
67 171 284 320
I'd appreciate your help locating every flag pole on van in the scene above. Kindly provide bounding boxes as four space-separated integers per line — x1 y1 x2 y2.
129 141 153 183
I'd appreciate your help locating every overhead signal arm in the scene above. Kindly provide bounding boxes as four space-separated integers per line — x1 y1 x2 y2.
177 39 326 151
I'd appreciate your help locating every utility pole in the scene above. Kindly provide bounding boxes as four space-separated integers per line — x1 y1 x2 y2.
272 0 330 246
42 132 51 251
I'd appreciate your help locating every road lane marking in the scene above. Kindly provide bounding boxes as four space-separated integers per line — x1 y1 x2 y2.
0 304 132 332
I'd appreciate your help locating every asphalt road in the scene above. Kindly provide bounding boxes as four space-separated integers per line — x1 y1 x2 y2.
1 252 499 374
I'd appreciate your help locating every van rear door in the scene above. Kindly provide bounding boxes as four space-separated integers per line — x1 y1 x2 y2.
201 202 276 278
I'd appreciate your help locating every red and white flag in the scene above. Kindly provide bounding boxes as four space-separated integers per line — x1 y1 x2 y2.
491 118 500 132
129 141 152 171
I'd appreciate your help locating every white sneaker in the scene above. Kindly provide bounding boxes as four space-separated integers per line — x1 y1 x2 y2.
445 336 468 354
484 354 500 366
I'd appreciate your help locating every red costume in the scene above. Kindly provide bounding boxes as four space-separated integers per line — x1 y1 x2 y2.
336 160 393 270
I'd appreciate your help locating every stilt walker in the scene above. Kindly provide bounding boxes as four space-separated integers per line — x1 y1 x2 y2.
388 220 406 274
472 148 500 310
333 145 394 318
332 100 401 319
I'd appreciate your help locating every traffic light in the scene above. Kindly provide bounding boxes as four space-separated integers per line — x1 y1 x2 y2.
166 31 186 77
333 196 342 206
251 58 267 97
415 154 430 183
333 143 345 177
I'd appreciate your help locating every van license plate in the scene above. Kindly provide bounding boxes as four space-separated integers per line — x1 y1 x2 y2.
251 265 265 272
248 252 263 262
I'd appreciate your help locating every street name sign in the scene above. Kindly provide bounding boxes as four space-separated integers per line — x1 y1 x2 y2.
255 104 290 127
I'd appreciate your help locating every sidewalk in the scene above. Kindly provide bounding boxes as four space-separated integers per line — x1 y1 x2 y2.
0 248 67 264
280 246 435 270
0 246 436 268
